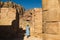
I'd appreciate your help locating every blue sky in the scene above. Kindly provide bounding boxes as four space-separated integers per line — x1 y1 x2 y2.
1 0 42 9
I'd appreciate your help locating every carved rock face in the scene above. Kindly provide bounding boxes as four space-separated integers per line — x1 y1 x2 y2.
0 1 25 26
23 11 32 21
19 8 42 34
0 2 4 7
0 8 16 25
0 2 25 16
3 2 8 7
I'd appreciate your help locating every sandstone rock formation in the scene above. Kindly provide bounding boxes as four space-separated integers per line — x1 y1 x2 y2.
19 8 42 38
0 1 25 25
0 8 16 25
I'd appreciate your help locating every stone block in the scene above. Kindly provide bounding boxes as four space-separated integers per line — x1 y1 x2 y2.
45 34 60 40
44 22 59 34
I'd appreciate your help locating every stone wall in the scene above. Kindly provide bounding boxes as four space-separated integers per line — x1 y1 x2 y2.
42 0 60 21
42 0 60 40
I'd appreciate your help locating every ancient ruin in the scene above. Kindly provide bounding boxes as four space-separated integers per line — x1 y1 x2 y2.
1 0 60 40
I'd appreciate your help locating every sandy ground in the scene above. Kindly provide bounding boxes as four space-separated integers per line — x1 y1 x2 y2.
24 36 42 40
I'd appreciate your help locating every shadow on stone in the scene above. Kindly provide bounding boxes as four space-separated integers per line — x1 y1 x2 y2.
18 28 26 40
